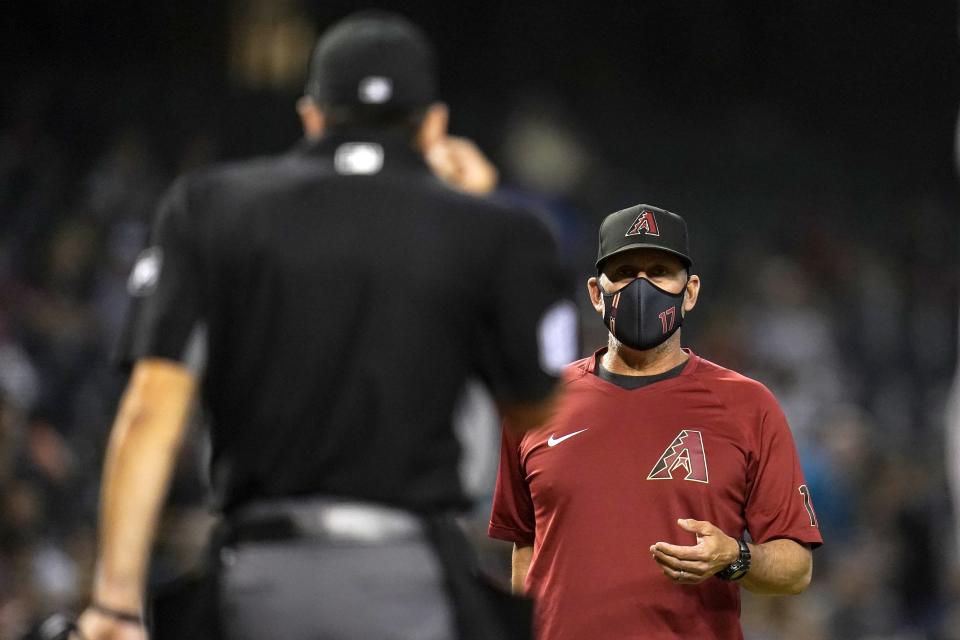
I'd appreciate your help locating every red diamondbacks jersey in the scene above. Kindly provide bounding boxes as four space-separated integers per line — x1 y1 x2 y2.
489 350 823 640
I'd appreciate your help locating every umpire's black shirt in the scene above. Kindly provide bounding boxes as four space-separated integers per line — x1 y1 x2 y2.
119 129 575 515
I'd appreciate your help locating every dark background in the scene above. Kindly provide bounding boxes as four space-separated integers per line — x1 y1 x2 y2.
5 1 958 190
1 2 958 638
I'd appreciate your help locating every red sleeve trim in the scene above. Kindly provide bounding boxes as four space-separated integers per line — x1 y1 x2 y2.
488 521 535 546
752 532 823 549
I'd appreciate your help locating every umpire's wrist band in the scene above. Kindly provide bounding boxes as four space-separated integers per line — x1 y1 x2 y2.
91 602 143 625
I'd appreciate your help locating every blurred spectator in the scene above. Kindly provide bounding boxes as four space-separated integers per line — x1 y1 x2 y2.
84 127 163 226
740 255 846 443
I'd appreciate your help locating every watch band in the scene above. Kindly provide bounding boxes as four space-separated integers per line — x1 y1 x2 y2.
716 538 751 581
90 602 143 625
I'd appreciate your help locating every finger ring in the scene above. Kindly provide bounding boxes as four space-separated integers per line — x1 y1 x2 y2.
678 570 684 580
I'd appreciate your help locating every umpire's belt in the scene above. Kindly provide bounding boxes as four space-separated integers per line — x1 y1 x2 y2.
225 497 425 545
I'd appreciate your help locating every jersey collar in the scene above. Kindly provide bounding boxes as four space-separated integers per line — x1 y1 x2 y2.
580 347 699 378
295 129 429 173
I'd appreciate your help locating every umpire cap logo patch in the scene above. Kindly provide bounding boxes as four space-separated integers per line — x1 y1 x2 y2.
335 143 384 175
358 76 393 104
127 247 163 297
626 209 660 237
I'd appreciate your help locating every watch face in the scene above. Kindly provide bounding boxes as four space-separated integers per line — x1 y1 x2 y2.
718 559 749 581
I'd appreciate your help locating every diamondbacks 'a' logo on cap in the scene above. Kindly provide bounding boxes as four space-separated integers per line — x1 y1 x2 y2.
626 209 660 237
647 429 709 483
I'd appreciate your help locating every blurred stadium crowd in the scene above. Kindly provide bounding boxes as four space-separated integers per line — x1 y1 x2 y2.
2 3 959 639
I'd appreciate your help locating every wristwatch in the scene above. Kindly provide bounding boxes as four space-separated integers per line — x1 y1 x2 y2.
716 538 751 581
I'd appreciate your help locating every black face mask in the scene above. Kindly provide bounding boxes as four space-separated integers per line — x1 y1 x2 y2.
601 277 686 351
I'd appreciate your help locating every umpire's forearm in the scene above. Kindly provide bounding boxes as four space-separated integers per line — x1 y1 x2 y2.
511 544 533 594
93 360 196 611
739 538 812 595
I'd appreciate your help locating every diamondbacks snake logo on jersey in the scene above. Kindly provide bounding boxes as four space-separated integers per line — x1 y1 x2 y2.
647 429 709 483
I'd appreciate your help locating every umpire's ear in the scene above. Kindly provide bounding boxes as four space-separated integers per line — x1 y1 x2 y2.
416 102 449 151
297 97 326 140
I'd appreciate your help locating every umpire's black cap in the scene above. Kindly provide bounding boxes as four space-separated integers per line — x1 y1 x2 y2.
305 11 436 111
596 204 693 270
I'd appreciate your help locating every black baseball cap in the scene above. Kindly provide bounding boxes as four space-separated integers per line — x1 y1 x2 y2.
305 11 436 112
596 204 692 270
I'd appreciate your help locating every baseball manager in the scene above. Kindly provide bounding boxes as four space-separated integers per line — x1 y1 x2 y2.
490 204 822 639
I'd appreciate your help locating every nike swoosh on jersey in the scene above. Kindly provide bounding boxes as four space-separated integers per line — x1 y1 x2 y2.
547 428 589 447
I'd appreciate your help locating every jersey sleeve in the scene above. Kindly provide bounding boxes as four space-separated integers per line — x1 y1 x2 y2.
115 177 206 371
475 210 578 404
744 392 823 548
488 425 536 545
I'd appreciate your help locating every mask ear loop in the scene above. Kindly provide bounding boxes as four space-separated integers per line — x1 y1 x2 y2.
596 274 622 329
599 281 618 331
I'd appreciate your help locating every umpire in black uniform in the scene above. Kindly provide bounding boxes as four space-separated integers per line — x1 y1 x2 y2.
72 11 577 640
